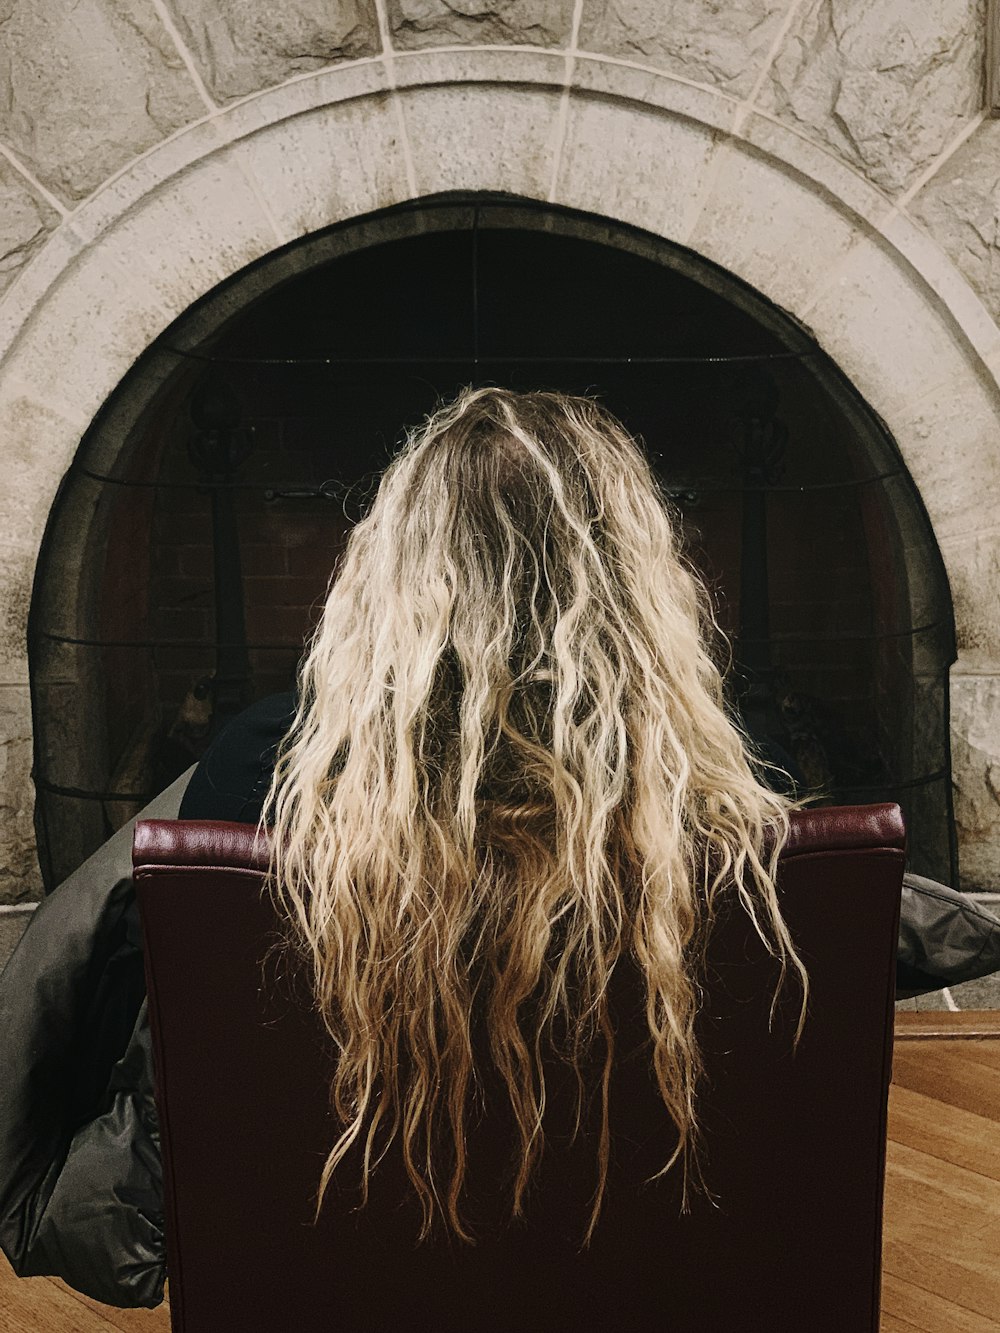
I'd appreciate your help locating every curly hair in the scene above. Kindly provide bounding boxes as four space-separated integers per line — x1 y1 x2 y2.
263 386 807 1244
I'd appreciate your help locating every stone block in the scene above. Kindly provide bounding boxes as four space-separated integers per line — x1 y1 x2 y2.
804 231 990 427
577 0 790 100
400 84 564 199
61 60 385 249
0 152 283 431
880 209 1000 371
739 110 893 228
888 379 1000 547
0 0 205 205
686 139 861 314
162 0 380 105
219 60 389 134
940 529 1000 660
225 95 410 244
760 0 984 196
909 118 1000 328
0 251 168 438
0 546 33 688
0 685 39 905
387 0 575 50
0 161 60 300
555 93 717 244
0 394 87 572
0 228 85 366
951 671 1000 891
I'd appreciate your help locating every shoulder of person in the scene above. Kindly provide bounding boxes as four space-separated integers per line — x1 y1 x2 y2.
179 691 297 824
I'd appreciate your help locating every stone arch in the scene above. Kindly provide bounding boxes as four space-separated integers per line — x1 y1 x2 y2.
3 53 1000 884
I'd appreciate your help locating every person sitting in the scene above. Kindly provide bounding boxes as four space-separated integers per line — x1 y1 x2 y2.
0 386 996 1309
186 385 810 1244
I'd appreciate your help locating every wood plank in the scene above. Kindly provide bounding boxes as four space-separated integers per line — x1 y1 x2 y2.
0 1253 117 1332
895 1012 1000 1040
882 1097 1000 1331
954 1043 1000 1076
880 1316 922 1333
883 1237 1000 1325
52 1278 171 1332
881 1272 1000 1332
882 1042 1000 1331
0 1251 169 1332
884 1141 1000 1241
891 1044 1000 1121
887 1084 1000 1182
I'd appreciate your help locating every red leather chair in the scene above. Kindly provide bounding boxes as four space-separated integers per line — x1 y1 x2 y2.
133 804 904 1332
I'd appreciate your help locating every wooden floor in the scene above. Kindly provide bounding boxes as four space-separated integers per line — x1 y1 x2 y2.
2 1028 998 1332
883 1032 1000 1331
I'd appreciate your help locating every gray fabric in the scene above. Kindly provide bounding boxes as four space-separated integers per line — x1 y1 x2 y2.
897 872 1000 996
25 1000 164 1303
0 768 192 1308
39 767 195 901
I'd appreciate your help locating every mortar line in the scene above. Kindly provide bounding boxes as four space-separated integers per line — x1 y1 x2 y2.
889 109 987 218
147 0 219 115
394 92 418 198
732 0 808 136
570 48 743 103
663 0 792 244
236 166 289 247
373 0 417 196
0 143 69 217
373 0 395 64
548 0 585 203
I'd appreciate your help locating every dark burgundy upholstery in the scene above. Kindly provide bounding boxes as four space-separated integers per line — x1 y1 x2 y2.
134 804 904 1333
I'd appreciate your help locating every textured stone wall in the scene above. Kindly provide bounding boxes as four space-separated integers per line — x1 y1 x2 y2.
165 0 380 102
1 0 1000 894
0 687 34 904
0 0 991 305
389 0 575 48
763 0 985 194
0 0 205 205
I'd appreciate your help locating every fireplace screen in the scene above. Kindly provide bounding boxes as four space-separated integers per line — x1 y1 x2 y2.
29 197 957 889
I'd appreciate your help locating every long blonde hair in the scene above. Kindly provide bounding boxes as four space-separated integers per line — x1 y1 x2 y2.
264 386 807 1243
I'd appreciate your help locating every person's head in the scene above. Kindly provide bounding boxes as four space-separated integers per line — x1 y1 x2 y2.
265 386 806 1241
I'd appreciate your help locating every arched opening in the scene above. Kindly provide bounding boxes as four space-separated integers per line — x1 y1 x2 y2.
28 195 956 888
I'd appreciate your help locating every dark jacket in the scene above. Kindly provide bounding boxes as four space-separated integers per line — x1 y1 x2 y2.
0 773 189 1308
1 698 999 1308
0 695 293 1308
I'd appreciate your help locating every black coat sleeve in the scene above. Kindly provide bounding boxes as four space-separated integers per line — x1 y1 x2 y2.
26 997 165 1307
0 769 192 1308
0 875 164 1307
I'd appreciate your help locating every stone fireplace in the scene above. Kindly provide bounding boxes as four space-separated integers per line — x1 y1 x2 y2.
2 0 1000 900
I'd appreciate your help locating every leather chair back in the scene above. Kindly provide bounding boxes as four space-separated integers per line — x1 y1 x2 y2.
133 805 904 1332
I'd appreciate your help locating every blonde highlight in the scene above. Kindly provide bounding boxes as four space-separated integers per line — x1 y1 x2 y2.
263 386 807 1243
